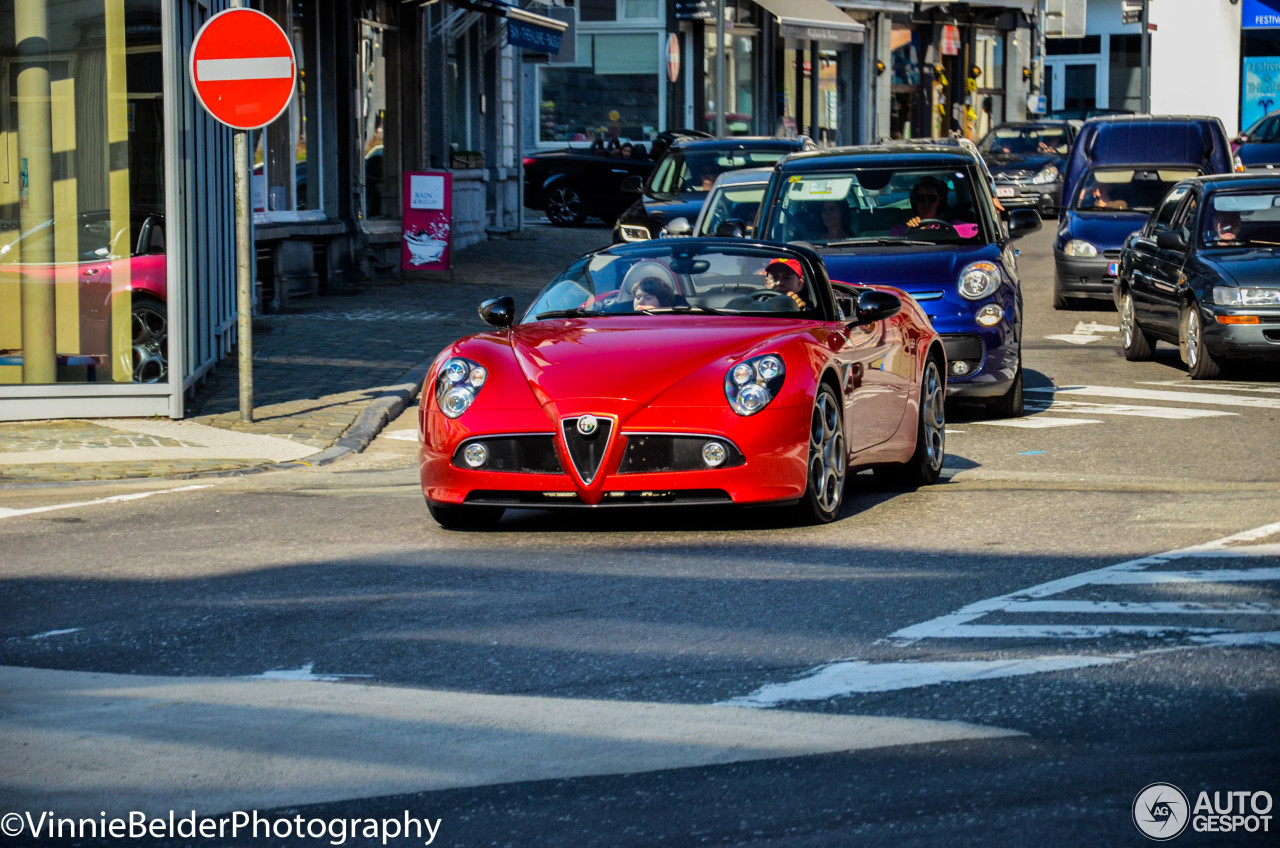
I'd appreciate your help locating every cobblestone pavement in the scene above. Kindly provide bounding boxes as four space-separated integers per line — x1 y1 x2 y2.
0 219 613 486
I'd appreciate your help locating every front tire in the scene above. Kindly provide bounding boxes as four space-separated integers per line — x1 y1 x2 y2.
1182 300 1221 380
427 501 505 530
875 357 945 487
791 384 846 525
1052 275 1069 310
1119 289 1155 361
987 354 1024 419
545 184 586 226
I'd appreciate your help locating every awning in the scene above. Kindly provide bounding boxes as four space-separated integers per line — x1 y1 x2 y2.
916 0 1036 12
753 0 867 46
831 1 914 13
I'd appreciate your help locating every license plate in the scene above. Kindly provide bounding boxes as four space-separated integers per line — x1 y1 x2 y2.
995 186 1015 198
1108 261 1119 276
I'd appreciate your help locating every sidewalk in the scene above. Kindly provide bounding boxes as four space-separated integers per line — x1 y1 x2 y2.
0 220 611 487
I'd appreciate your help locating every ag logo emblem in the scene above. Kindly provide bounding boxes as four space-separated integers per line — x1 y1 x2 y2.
1133 783 1190 840
576 415 599 436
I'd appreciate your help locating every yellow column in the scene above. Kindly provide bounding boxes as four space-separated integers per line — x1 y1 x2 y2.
105 0 132 381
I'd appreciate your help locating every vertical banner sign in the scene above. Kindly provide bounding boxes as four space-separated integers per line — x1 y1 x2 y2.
403 172 452 272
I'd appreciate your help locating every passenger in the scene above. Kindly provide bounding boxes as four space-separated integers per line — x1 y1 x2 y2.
632 277 676 310
620 142 635 159
693 162 721 191
764 258 809 309
819 200 855 240
892 176 979 238
1079 183 1130 211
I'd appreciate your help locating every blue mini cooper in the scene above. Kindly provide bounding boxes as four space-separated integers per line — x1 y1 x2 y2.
756 144 1041 417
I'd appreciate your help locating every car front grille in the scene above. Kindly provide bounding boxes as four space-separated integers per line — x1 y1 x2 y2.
617 435 745 474
451 436 564 474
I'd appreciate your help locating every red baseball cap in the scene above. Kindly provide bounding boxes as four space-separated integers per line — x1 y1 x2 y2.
765 258 803 277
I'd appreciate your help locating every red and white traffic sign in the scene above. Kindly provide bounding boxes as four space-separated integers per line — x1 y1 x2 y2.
189 8 296 130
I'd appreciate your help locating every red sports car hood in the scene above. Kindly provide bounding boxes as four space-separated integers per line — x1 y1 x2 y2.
507 316 813 410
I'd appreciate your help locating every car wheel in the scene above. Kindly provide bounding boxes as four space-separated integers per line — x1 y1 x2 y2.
987 354 1024 419
427 500 505 530
792 384 846 525
131 296 167 383
545 184 586 226
1119 290 1155 361
875 356 945 488
1052 275 1069 310
1182 300 1221 380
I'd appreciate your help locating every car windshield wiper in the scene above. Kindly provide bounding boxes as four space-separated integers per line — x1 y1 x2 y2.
639 305 735 316
535 308 601 320
829 237 937 247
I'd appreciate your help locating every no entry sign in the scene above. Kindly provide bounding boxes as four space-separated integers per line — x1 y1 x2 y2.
189 8 296 130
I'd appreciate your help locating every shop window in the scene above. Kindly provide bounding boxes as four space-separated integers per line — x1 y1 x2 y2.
252 0 321 220
973 30 1005 139
1108 33 1142 113
704 30 757 135
360 18 392 219
0 0 165 386
1046 35 1101 56
538 33 662 143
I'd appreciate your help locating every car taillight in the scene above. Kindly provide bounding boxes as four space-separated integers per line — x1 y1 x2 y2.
522 158 536 169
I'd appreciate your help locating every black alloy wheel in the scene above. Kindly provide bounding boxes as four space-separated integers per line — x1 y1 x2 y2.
1119 289 1155 361
131 297 168 383
545 184 586 226
793 383 846 524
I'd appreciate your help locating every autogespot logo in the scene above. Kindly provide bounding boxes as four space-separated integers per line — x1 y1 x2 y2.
1134 783 1191 840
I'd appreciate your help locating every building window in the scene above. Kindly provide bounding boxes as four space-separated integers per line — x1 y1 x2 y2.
252 1 321 220
538 33 662 143
0 0 166 386
972 29 1005 139
704 30 756 135
360 17 392 219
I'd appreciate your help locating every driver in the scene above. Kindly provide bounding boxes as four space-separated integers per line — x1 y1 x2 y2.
764 258 808 309
890 176 978 238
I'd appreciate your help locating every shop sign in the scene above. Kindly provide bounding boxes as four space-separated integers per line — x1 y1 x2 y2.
675 1 714 21
1243 0 1280 29
779 23 863 45
940 25 961 57
189 8 296 130
508 19 562 54
403 172 452 273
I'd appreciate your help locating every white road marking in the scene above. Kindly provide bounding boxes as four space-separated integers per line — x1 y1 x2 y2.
725 521 1280 706
28 628 82 640
195 57 293 82
721 656 1128 707
1138 380 1280 395
0 485 213 521
977 416 1100 428
1026 385 1280 410
1045 333 1105 345
249 662 372 682
1023 399 1235 420
1045 321 1120 344
382 429 419 442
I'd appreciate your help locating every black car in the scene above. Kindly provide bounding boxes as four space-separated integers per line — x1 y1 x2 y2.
522 130 710 227
612 136 815 243
977 121 1077 217
1115 173 1280 378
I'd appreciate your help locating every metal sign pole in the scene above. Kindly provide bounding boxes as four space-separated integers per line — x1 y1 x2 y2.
234 128 253 422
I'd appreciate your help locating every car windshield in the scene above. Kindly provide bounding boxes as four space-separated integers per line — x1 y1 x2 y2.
696 183 767 235
522 244 820 321
979 126 1070 156
649 149 791 194
1201 191 1280 247
1073 168 1200 213
759 167 986 245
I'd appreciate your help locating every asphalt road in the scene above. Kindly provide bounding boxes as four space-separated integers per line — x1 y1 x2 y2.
0 222 1277 848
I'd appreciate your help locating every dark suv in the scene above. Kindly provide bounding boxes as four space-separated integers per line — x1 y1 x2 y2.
755 144 1041 417
612 136 815 243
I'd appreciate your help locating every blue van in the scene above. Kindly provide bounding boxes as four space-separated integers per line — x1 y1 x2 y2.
1053 116 1235 309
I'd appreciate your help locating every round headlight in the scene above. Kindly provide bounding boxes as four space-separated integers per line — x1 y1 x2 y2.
463 443 488 468
738 384 769 413
444 359 469 383
442 386 475 418
756 356 783 381
702 442 727 467
1032 164 1059 184
958 262 1001 300
1064 239 1098 258
731 363 754 385
976 304 1004 326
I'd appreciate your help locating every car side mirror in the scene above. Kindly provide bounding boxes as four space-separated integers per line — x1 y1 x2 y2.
714 218 747 238
1235 133 1249 145
1156 230 1187 251
478 296 515 328
1006 208 1041 237
620 175 643 193
663 217 692 237
852 290 902 326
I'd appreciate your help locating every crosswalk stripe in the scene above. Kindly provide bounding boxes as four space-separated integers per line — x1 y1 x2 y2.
1025 385 1280 410
1091 566 1280 584
1001 600 1278 614
976 416 1100 428
1023 399 1235 419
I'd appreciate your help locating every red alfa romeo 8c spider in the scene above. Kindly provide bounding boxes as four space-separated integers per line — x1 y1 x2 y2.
420 239 946 528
